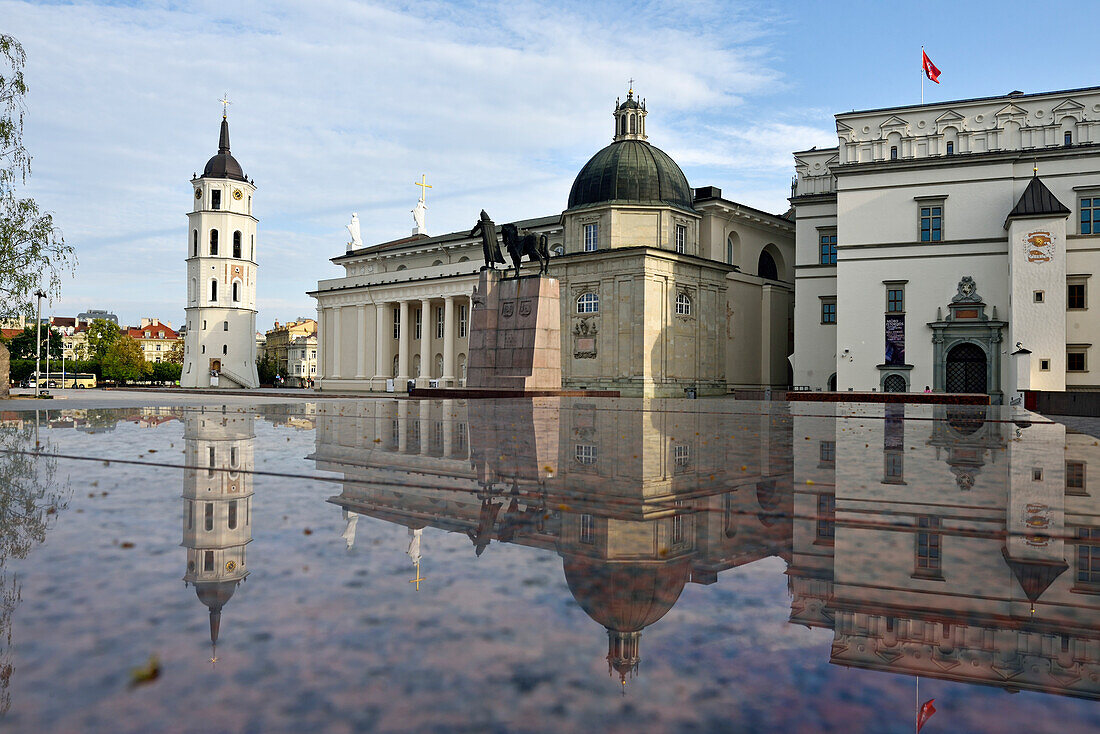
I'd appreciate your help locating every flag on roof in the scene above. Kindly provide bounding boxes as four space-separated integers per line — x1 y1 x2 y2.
922 50 941 84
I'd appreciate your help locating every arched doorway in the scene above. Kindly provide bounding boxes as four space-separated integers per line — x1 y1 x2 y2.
758 250 778 280
945 343 987 393
827 373 837 392
883 374 907 392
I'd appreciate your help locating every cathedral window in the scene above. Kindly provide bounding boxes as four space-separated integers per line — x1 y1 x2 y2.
211 189 221 210
393 307 401 339
414 309 422 339
233 231 242 258
675 292 692 315
204 550 214 572
228 500 238 530
210 280 217 302
577 292 599 313
575 444 598 465
436 307 444 339
629 114 636 134
187 501 193 529
210 229 219 255
580 514 595 544
914 516 943 578
583 223 598 252
193 230 198 256
458 305 468 337
675 225 686 254
204 503 214 532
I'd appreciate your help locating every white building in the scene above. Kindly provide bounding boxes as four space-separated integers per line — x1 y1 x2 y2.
792 86 1100 401
181 113 259 388
311 91 795 396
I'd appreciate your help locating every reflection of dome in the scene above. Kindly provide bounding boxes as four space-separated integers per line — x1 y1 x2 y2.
563 557 690 684
202 117 247 182
567 140 693 212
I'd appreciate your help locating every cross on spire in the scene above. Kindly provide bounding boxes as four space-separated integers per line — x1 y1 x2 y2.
409 561 426 591
220 93 231 118
628 78 634 95
414 173 432 203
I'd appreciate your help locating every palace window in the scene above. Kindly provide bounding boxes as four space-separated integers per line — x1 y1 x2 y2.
1066 461 1087 495
1073 526 1100 588
211 189 221 210
575 444 598 465
1068 280 1087 310
890 145 898 160
1040 358 1051 371
414 308 422 339
819 230 837 265
580 514 595 544
393 307 400 339
920 204 943 242
946 141 954 155
210 229 219 255
1066 130 1074 146
815 493 835 543
887 286 905 313
436 306 444 339
1068 346 1088 372
914 516 943 578
675 292 692 315
458 305 467 338
819 440 835 464
233 231 242 258
1034 290 1045 303
1081 197 1099 235
583 223 598 252
820 297 837 324
577 292 599 314
675 225 686 254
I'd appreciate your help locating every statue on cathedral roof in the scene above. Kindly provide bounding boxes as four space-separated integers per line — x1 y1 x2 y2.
346 212 363 251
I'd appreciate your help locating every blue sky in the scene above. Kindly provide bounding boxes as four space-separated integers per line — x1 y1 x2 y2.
3 0 1097 329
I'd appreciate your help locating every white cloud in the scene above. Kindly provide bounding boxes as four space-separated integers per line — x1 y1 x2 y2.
3 0 816 327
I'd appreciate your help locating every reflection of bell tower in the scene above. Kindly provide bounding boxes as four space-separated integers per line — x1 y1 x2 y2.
182 408 255 662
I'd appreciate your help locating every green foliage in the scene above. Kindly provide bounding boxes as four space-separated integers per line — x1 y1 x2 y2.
151 361 180 383
1 325 61 360
164 340 184 365
7 359 32 383
101 335 150 384
0 34 75 318
257 354 278 385
85 318 120 359
8 358 100 384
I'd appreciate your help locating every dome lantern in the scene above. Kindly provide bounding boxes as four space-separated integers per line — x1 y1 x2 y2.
613 87 647 142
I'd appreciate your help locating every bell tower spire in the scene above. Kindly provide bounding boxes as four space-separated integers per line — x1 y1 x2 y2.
612 85 647 142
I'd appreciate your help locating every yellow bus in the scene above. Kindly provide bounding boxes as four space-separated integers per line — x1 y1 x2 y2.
46 373 97 389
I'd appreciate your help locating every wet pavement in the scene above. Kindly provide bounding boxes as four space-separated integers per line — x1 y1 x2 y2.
0 397 1098 732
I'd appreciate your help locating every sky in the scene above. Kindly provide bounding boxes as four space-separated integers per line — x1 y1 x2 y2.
4 0 1099 329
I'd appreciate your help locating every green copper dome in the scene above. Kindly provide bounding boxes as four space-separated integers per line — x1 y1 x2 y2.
567 139 694 212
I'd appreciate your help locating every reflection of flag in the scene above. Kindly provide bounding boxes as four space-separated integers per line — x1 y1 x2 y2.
916 699 937 732
922 51 941 83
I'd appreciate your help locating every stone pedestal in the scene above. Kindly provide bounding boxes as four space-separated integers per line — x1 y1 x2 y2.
0 342 9 398
466 270 561 391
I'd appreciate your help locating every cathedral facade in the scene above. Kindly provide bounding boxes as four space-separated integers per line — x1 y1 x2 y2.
310 91 794 397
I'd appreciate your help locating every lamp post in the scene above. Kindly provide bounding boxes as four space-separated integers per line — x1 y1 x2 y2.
33 289 45 397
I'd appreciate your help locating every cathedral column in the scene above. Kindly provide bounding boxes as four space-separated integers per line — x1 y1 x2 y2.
316 307 325 378
374 303 388 388
355 304 366 379
442 296 456 386
418 298 432 387
331 307 342 379
397 300 410 388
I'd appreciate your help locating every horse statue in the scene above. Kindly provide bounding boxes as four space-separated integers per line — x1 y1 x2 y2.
500 223 550 277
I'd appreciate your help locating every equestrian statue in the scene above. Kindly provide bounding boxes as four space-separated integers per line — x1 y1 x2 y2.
500 222 550 277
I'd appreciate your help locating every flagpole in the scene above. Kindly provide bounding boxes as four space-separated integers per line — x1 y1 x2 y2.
921 46 924 105
915 677 919 734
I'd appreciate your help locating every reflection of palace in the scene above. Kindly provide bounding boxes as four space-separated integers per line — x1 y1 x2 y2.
316 399 1100 698
182 408 255 663
790 403 1100 699
314 398 794 684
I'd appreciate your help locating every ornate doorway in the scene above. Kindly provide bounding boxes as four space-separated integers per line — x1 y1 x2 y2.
945 343 987 393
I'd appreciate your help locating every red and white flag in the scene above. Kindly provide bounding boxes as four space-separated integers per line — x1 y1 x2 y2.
922 50 941 84
916 699 937 732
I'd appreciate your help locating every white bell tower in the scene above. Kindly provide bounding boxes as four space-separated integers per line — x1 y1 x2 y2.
182 105 259 388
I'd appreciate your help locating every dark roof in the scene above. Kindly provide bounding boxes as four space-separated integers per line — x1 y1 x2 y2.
563 557 690 632
837 85 1100 119
1002 547 1068 604
333 215 561 261
1007 176 1071 220
202 117 247 182
567 139 693 212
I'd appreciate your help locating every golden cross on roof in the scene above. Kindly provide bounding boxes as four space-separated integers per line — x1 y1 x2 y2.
415 173 432 203
628 78 634 95
220 93 231 117
409 561 426 591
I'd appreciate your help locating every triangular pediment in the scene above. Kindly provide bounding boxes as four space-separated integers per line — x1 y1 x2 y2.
935 109 965 124
1052 98 1085 113
995 102 1028 118
835 120 853 133
879 115 909 130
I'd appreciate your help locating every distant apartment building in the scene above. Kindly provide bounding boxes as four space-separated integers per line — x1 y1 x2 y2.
127 318 181 363
264 318 317 378
286 334 318 386
77 309 118 325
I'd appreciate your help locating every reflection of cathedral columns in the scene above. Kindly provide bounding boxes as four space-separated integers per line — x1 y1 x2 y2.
443 296 455 386
374 303 388 381
420 400 430 455
397 300 410 385
355 304 366 378
331 307 342 379
418 298 432 387
442 399 454 456
182 409 254 662
398 402 408 453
